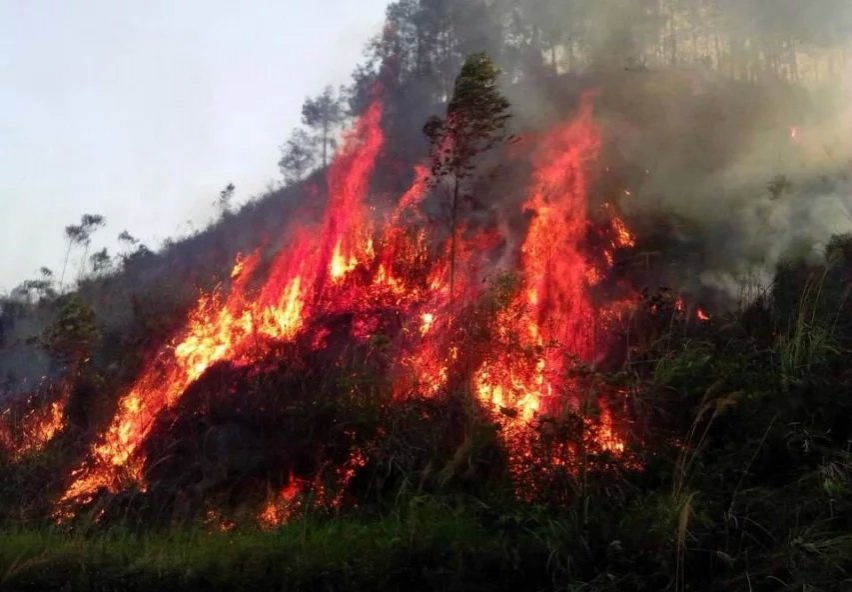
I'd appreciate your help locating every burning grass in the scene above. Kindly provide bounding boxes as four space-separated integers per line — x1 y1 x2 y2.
3 242 852 590
34 93 648 523
3 77 852 590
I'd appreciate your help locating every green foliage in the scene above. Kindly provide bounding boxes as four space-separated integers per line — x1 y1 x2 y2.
3 237 852 590
117 230 153 269
424 52 512 299
88 248 111 275
278 128 317 185
41 294 100 367
61 213 106 285
424 52 511 184
301 86 345 168
15 267 57 302
0 502 544 592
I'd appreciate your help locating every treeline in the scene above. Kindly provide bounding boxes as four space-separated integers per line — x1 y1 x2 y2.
504 0 852 81
357 0 852 87
279 0 852 184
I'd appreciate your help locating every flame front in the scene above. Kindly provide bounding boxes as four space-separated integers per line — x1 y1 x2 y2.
57 95 636 518
473 95 602 421
60 102 386 505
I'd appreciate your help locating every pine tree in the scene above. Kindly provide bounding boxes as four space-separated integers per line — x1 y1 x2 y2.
278 129 317 184
301 86 345 168
423 52 512 300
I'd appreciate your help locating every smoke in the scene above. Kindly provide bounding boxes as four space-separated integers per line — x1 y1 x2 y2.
0 309 54 402
498 0 852 299
697 179 852 295
623 77 852 297
508 66 852 301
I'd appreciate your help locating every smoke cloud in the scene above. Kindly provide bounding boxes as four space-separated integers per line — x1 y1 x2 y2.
494 0 852 299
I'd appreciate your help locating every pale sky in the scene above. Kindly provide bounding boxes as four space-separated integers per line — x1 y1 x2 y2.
0 0 390 291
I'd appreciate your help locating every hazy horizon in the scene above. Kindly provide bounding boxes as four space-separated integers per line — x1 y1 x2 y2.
0 0 390 292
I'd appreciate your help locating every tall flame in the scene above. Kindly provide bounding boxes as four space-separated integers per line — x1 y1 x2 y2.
59 101 386 506
56 94 635 519
474 95 602 422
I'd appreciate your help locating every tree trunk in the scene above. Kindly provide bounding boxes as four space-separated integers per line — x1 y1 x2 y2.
79 241 91 281
60 239 73 289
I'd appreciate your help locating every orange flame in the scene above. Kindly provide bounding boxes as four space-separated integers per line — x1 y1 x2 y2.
258 476 303 530
0 385 69 461
55 93 639 517
59 101 387 508
471 94 601 426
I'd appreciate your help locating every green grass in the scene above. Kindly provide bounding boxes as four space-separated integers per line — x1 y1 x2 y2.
0 500 557 592
3 240 852 591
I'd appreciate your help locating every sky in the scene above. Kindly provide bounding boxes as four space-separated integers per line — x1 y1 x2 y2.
0 0 390 292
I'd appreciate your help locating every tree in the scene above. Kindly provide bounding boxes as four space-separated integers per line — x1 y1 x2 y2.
76 214 105 280
423 52 512 301
61 214 105 286
42 293 100 370
215 183 235 217
117 230 151 267
278 129 317 184
301 86 345 168
118 230 151 266
14 267 57 302
118 230 139 247
89 248 112 275
61 226 84 286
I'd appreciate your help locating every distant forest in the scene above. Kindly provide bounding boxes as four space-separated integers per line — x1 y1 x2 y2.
357 0 852 90
279 0 852 187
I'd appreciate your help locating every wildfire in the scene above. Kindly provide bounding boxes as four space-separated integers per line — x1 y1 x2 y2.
259 277 304 339
601 203 636 249
420 312 435 336
54 92 641 519
474 359 545 423
597 404 626 454
16 399 66 459
0 384 69 462
258 477 303 530
59 101 387 507
330 241 359 282
471 94 601 426
204 509 236 533
612 214 636 248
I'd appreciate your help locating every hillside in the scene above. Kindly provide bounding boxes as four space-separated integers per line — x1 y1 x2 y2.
2 1 852 590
